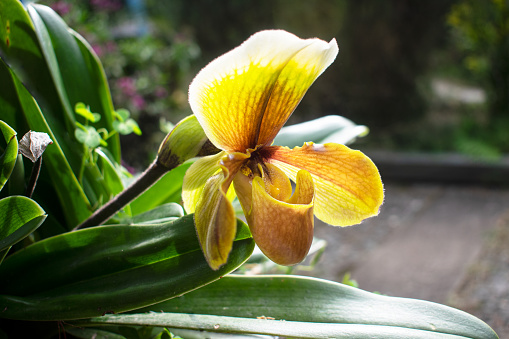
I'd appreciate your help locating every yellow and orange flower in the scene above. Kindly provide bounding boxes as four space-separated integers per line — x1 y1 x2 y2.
183 30 384 270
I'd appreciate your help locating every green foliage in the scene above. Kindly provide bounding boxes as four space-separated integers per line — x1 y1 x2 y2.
39 0 201 167
81 275 497 339
341 272 359 288
113 108 142 136
0 1 500 338
0 196 46 252
448 0 509 121
0 121 18 190
0 216 254 321
0 121 47 264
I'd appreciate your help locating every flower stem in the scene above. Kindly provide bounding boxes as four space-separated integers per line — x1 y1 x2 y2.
72 160 170 231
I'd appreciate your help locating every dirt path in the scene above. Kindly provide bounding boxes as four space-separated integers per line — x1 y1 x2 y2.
303 183 509 336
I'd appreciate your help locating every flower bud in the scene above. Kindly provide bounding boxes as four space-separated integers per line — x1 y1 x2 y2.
157 115 220 169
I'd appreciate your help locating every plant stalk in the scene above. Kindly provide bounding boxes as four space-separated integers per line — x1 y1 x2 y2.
25 156 42 198
73 160 170 231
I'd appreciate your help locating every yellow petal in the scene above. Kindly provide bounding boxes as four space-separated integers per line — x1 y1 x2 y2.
268 143 384 226
194 173 236 270
260 163 293 202
256 37 339 147
233 164 315 266
182 151 225 214
193 152 248 270
189 30 338 152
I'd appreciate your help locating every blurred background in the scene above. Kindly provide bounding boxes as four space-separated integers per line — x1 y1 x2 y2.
38 0 509 169
35 0 509 335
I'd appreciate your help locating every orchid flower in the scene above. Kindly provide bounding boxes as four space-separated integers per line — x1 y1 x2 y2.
183 30 384 270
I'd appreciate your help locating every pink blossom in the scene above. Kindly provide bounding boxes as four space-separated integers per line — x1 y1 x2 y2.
117 77 136 96
50 1 71 15
132 95 146 110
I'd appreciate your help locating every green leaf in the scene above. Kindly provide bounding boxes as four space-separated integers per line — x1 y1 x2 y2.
130 162 191 216
75 102 101 123
28 4 120 161
75 125 106 148
0 196 46 251
113 275 497 339
0 121 18 192
73 312 492 339
71 28 120 162
0 215 254 320
115 109 130 121
0 1 134 228
131 203 184 224
113 119 142 136
95 148 125 197
0 58 92 228
1 1 123 217
274 115 369 148
128 119 142 135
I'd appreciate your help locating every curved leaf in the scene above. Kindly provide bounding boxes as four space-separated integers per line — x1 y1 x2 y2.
74 313 478 339
0 121 18 191
131 203 184 224
0 215 254 320
126 275 498 339
0 196 46 251
0 58 92 227
1 0 123 227
28 4 120 161
274 115 368 148
95 148 125 197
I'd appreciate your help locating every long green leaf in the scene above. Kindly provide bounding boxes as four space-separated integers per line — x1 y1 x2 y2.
26 4 123 211
126 275 498 339
131 202 184 224
74 313 476 339
0 215 254 320
0 121 17 191
28 4 120 161
0 196 46 251
1 0 123 225
72 30 121 162
0 0 57 120
0 58 92 227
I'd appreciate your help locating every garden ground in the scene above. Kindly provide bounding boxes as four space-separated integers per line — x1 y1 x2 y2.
305 181 509 337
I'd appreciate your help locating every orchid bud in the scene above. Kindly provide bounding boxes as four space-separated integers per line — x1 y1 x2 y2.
157 115 220 169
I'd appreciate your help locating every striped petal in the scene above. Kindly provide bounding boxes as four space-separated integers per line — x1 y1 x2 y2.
182 151 226 214
267 142 384 226
233 164 315 265
193 152 248 270
189 30 338 152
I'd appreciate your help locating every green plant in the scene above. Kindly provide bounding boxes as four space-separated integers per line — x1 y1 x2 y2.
0 2 500 338
448 0 509 128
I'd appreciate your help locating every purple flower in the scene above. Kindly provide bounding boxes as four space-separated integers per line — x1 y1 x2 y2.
117 77 136 96
51 1 71 15
132 94 146 110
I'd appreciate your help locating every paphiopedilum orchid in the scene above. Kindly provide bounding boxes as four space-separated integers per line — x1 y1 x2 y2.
183 30 384 270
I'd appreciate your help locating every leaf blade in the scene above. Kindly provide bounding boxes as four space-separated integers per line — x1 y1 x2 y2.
0 121 18 191
72 312 479 339
132 275 498 339
0 196 46 251
0 215 254 320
